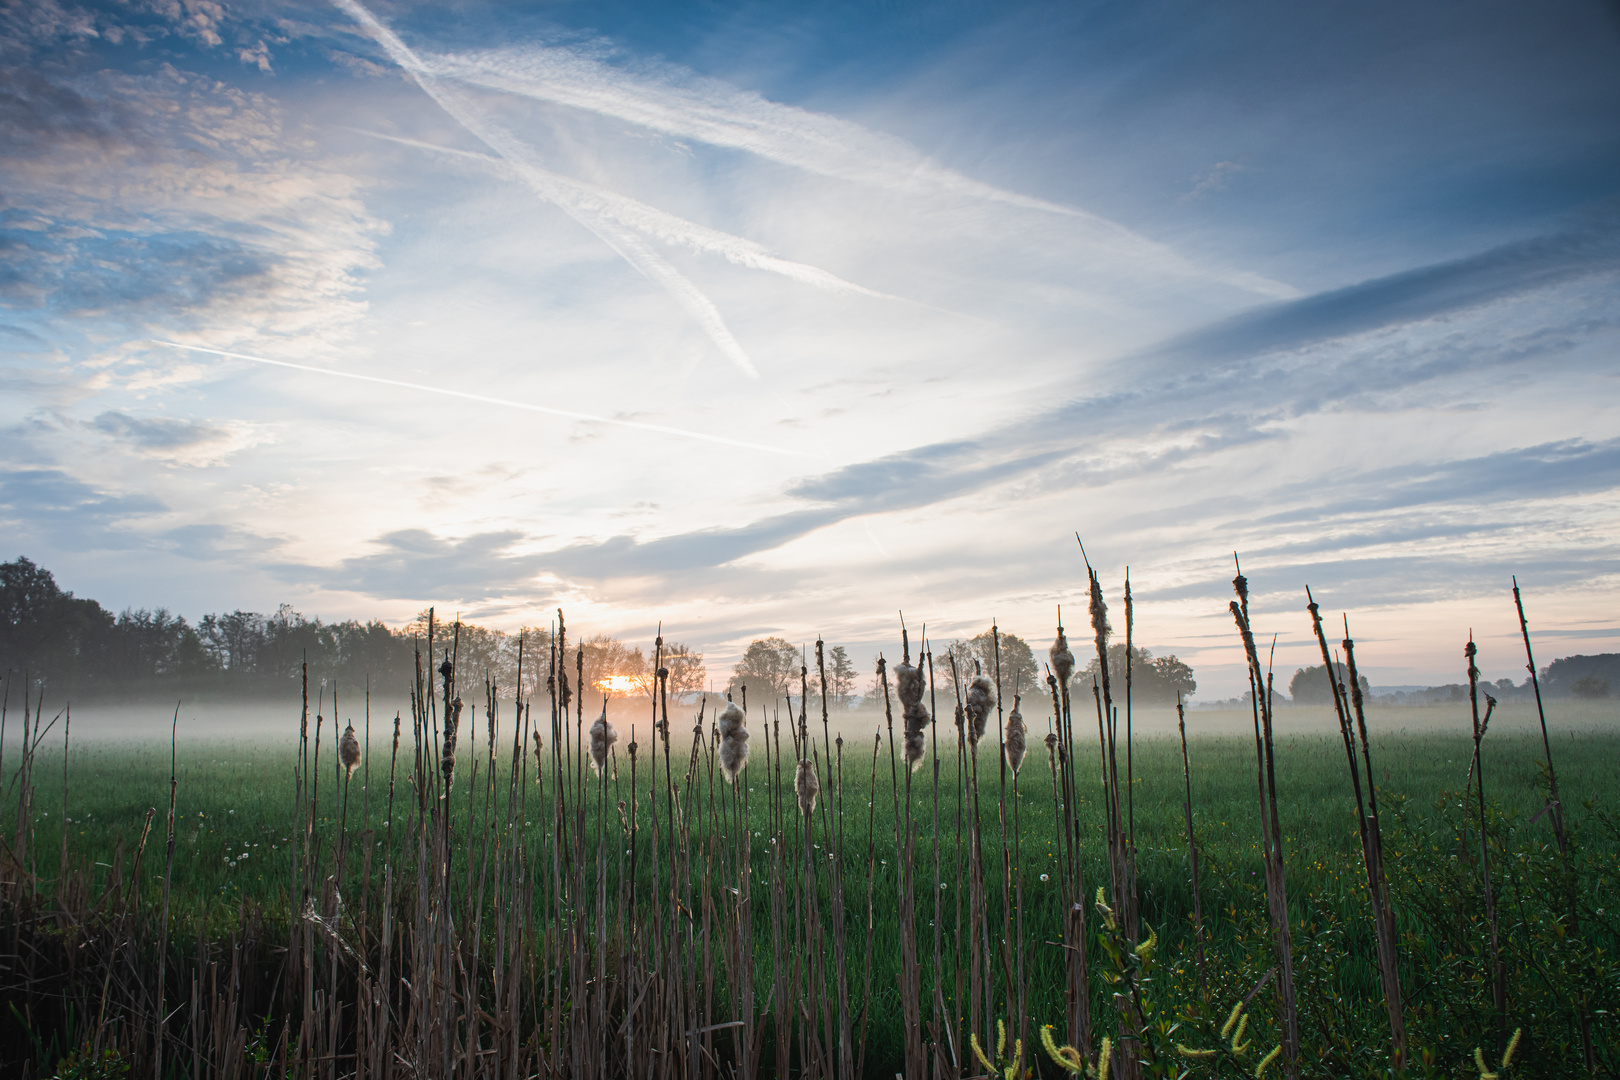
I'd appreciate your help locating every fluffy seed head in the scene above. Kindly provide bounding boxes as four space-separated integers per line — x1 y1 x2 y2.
532 729 543 776
589 704 617 773
339 723 361 780
1049 627 1075 684
894 656 925 709
902 701 929 771
1005 696 1026 775
717 701 750 782
964 675 996 745
795 758 819 816
441 697 462 788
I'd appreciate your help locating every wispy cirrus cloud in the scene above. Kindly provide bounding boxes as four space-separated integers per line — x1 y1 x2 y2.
429 43 1300 300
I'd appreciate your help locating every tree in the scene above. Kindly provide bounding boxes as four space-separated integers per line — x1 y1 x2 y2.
1288 663 1369 706
826 645 858 710
967 630 1039 698
1572 676 1610 700
661 643 707 698
728 637 800 706
1079 643 1196 704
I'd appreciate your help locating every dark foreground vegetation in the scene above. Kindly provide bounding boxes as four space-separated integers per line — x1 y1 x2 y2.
0 569 1616 1079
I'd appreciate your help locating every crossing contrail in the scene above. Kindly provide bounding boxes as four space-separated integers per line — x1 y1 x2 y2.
150 341 816 457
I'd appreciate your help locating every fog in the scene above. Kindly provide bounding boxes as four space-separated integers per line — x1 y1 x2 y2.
39 695 1612 753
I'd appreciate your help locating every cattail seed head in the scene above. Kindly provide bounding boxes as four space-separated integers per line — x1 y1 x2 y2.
1049 627 1075 684
339 723 361 780
717 701 750 782
964 675 996 745
589 703 617 773
894 656 925 710
532 729 543 775
902 702 929 771
441 697 462 789
1005 696 1026 775
794 758 819 816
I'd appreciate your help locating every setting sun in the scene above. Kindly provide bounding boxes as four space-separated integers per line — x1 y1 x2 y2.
597 674 641 696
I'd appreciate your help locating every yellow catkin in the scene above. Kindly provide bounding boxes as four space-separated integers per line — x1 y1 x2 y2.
1255 1045 1282 1077
1502 1028 1523 1070
1097 1036 1113 1080
1039 1025 1085 1074
996 1019 1007 1057
1221 1002 1244 1039
1474 1046 1496 1079
971 1032 995 1073
1176 1044 1217 1059
1231 1012 1251 1054
1133 921 1157 958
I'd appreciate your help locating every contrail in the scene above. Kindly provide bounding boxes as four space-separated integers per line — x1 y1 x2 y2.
431 46 1299 300
150 340 815 457
356 130 897 300
332 0 762 378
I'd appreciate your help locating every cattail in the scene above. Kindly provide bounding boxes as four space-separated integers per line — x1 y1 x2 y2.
717 701 750 782
795 758 819 816
589 703 617 774
1044 731 1058 763
894 654 925 710
532 728 543 777
339 723 360 780
964 675 996 745
441 696 462 789
1049 625 1075 684
1005 695 1026 775
902 703 929 772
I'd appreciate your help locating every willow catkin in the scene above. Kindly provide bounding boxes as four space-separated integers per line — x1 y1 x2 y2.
589 703 617 774
717 701 750 782
339 723 361 780
1049 626 1075 685
795 758 820 816
964 675 996 745
1005 696 1027 776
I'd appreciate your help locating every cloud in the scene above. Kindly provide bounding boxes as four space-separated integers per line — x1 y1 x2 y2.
0 55 387 369
1122 221 1620 380
275 529 558 603
358 131 896 302
334 0 761 377
1180 161 1245 203
429 42 1298 299
0 467 166 552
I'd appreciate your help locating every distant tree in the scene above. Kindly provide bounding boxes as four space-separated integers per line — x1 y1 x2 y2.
661 642 707 698
729 637 800 706
1288 662 1370 705
826 645 858 709
967 630 1040 699
1572 676 1610 700
1079 643 1196 704
1544 654 1620 698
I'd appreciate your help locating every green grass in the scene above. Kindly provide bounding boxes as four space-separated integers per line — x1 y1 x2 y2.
9 699 1618 1075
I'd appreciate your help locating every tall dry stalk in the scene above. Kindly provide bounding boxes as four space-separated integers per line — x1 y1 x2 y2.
1466 635 1508 1053
1229 563 1300 1078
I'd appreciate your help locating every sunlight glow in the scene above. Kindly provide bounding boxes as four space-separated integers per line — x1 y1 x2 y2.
598 674 641 696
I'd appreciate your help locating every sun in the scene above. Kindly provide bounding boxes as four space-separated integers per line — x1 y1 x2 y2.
597 674 640 696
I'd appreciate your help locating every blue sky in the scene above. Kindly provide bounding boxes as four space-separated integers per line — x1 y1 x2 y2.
3 0 1618 697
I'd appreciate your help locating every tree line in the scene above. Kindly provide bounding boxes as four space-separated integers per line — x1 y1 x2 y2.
0 557 704 701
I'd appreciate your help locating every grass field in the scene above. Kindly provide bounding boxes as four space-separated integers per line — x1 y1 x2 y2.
6 689 1616 1077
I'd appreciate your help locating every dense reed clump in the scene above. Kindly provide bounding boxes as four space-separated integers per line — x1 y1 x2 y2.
0 576 1614 1080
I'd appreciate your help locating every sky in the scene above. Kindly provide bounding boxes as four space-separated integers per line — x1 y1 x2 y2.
3 0 1618 699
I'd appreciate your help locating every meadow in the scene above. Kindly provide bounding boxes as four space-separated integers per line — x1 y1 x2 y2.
1 606 1616 1079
